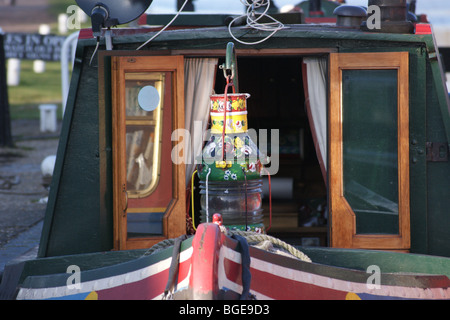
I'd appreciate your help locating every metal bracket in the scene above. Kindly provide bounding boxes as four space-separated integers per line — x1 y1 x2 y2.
426 142 449 162
219 42 239 92
105 28 113 50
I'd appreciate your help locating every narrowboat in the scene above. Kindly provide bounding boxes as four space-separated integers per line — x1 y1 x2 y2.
1 0 450 300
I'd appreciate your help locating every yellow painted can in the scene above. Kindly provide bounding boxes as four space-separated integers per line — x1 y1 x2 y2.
210 93 250 134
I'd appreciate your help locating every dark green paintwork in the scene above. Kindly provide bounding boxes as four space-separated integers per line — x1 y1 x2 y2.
408 46 428 254
17 249 147 286
36 23 450 259
299 246 450 279
38 43 112 257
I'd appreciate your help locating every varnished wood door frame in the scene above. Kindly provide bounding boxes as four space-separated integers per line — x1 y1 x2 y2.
329 52 410 250
111 55 185 250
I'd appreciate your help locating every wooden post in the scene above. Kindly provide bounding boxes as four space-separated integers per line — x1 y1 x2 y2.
0 31 13 147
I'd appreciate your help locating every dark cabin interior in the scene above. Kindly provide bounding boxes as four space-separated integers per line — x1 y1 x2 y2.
209 56 328 246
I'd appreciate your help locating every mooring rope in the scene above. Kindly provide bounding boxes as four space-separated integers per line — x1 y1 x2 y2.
142 229 311 263
228 230 312 262
142 239 177 256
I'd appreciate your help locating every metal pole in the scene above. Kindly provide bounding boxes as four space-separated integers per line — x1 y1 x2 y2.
61 31 79 116
0 29 13 147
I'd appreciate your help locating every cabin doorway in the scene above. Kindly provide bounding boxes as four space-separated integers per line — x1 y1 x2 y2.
107 50 410 252
213 56 328 246
111 55 186 251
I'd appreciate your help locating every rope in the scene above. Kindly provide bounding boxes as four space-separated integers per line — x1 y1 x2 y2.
142 239 176 256
229 230 312 262
142 230 310 262
228 0 287 46
136 0 190 50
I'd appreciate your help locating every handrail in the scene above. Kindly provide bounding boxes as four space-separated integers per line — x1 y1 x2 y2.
60 31 80 116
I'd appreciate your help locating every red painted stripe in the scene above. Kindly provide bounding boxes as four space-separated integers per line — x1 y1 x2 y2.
138 14 147 25
79 28 93 39
223 258 346 300
95 257 192 300
250 265 347 300
305 17 336 23
223 257 242 284
97 269 167 300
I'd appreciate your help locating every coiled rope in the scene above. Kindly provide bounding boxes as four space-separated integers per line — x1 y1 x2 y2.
228 230 311 262
228 0 287 45
143 230 311 263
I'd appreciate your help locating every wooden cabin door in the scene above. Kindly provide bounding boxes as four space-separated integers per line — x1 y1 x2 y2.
329 52 410 251
111 55 185 250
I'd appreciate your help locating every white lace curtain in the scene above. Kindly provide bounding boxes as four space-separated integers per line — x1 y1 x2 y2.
303 57 327 182
184 58 218 185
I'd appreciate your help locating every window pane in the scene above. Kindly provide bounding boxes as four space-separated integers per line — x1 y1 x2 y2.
127 211 164 237
342 69 399 234
124 72 164 197
124 72 165 238
125 72 165 118
125 125 156 193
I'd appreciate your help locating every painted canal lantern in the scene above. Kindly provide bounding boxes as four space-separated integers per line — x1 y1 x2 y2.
197 84 269 233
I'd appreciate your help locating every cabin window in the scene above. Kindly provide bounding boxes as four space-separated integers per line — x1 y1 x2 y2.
124 72 164 198
342 69 399 234
112 55 185 250
124 72 167 238
329 52 410 250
